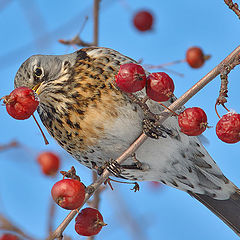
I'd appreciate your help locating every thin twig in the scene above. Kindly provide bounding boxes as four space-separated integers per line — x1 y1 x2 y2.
48 199 56 235
0 140 19 151
47 44 240 240
109 189 148 240
0 214 35 240
216 53 240 105
93 0 100 46
224 0 240 19
86 172 103 240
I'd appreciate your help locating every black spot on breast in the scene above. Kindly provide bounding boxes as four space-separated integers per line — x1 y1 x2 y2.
74 83 81 88
108 66 115 71
170 180 179 187
72 92 81 98
54 89 66 94
66 119 73 128
56 118 63 125
47 111 53 120
77 109 84 115
48 120 53 128
74 123 81 129
177 175 187 180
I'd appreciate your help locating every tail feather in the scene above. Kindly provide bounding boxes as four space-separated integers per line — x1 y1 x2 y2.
189 190 240 236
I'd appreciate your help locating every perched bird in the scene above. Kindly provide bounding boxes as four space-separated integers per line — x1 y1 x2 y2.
14 47 240 236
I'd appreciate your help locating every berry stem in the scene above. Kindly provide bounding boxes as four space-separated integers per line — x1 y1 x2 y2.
32 114 49 145
144 59 186 69
215 103 221 119
158 102 179 116
222 103 230 112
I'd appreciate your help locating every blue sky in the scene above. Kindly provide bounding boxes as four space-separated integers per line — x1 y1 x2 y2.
0 0 240 240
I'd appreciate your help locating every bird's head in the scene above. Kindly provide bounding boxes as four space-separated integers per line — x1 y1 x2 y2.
14 53 77 94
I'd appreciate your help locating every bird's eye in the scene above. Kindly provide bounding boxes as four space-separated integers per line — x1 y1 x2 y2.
34 67 43 77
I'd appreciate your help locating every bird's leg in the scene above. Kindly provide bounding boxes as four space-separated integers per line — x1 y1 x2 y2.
125 93 156 119
121 153 143 170
120 153 150 172
126 93 174 139
92 159 123 178
142 118 174 139
104 159 122 177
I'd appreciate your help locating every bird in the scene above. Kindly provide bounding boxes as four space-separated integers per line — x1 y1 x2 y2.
14 46 240 236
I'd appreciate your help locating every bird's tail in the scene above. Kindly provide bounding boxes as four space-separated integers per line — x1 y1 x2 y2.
189 190 240 236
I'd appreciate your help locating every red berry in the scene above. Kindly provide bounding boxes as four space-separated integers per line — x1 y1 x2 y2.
115 63 146 93
75 207 106 236
1 87 39 120
37 152 60 176
186 47 205 68
178 107 208 136
216 112 240 143
149 181 162 189
133 10 153 32
146 72 174 102
51 179 85 210
0 234 19 240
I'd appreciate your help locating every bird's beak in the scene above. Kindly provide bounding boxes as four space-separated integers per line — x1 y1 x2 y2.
32 83 42 95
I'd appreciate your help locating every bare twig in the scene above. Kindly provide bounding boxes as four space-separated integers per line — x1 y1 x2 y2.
0 0 12 12
216 52 240 105
86 172 104 240
59 36 92 48
109 189 147 240
93 0 100 46
144 59 186 69
0 141 19 151
224 0 240 18
48 199 56 235
143 61 185 77
47 44 240 240
0 214 34 240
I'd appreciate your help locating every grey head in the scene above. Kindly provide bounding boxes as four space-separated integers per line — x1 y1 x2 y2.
14 52 78 90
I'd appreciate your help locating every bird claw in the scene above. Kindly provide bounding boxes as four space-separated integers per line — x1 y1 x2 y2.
143 118 173 139
104 159 122 177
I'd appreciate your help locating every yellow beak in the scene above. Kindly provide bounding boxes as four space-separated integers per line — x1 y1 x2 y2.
32 83 42 95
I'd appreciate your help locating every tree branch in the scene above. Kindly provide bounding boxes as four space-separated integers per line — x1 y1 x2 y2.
224 0 240 19
47 44 240 240
93 0 100 46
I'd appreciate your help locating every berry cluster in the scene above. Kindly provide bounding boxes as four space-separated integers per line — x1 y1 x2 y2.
115 63 174 102
115 63 240 143
51 167 106 236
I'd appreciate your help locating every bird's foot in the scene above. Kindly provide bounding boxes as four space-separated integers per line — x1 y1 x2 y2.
142 118 173 139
